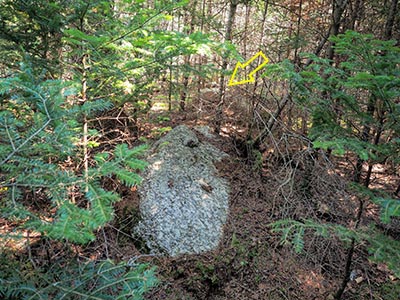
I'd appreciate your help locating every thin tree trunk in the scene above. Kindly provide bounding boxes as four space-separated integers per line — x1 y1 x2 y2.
348 0 362 30
301 110 308 134
337 96 376 300
305 27 331 66
247 0 269 141
180 69 189 111
293 0 303 64
327 0 348 60
365 110 385 187
395 182 400 196
215 0 238 134
79 6 90 195
384 0 398 39
197 0 207 95
250 0 269 97
168 57 173 111
335 184 365 299
243 3 250 59
82 53 89 194
180 1 197 111
354 97 375 183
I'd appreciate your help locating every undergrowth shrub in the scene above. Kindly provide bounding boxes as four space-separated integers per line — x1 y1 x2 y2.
268 31 400 282
0 254 157 300
0 64 157 299
0 63 147 243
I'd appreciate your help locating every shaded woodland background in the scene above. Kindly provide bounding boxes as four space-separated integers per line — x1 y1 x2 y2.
0 0 399 299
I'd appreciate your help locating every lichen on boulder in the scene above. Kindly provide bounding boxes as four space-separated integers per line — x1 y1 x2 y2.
135 125 230 256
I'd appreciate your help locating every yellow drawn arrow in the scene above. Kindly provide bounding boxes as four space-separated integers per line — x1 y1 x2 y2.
228 51 269 86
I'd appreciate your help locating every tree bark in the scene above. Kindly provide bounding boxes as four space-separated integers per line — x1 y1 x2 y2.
384 0 398 40
327 0 348 60
348 0 362 30
293 0 303 64
215 0 238 134
179 1 197 111
247 0 269 141
353 97 375 183
337 96 378 300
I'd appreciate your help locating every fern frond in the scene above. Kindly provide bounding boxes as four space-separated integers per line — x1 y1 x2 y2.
125 158 148 171
87 182 119 227
114 143 148 161
115 169 141 187
373 197 400 223
80 99 113 116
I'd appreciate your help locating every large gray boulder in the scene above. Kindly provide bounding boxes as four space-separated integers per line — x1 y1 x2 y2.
135 125 230 256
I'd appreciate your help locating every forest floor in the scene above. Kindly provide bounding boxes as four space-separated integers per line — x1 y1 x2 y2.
2 89 399 300
109 90 398 300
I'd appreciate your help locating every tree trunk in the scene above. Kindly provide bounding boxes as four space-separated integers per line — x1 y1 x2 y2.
247 0 269 141
168 57 173 111
215 0 238 134
293 0 303 64
327 0 348 60
78 6 90 195
197 0 207 95
353 97 375 183
82 54 89 195
395 182 400 196
384 0 398 40
364 109 385 187
243 3 250 59
337 96 376 300
180 70 189 111
180 1 197 111
348 0 362 30
335 188 364 299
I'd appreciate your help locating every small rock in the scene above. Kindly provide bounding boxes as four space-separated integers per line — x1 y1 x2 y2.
355 276 364 284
